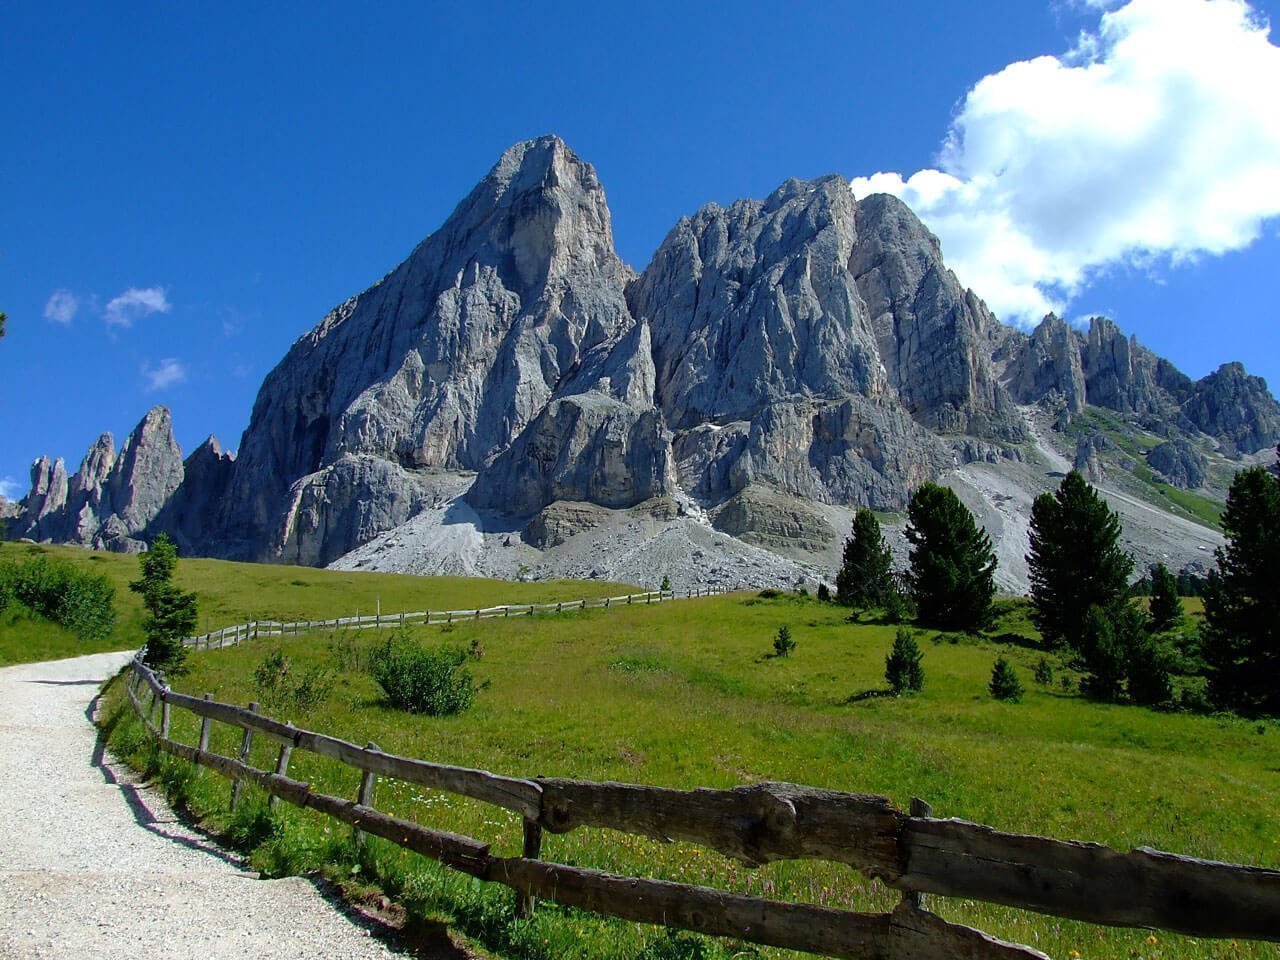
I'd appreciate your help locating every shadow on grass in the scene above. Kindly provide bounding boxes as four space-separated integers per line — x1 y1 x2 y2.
841 688 894 704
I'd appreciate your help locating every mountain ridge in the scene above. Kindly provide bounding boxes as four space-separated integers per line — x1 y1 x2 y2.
6 136 1278 588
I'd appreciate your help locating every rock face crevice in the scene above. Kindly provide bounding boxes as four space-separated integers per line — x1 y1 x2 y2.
8 136 1279 567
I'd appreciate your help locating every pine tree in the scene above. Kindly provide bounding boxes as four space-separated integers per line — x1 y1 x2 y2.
1147 562 1183 633
130 533 198 672
1027 471 1133 650
989 656 1024 702
1202 464 1280 715
773 625 795 657
835 509 895 610
885 628 924 694
904 483 997 632
1079 604 1126 701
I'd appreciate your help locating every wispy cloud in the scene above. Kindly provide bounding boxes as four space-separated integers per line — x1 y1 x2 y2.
850 0 1280 326
43 289 80 325
105 286 171 328
141 358 187 391
0 476 21 501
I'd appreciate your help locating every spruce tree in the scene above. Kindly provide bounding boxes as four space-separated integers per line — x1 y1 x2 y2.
1147 562 1183 633
1027 471 1133 650
835 509 895 609
1202 464 1280 715
885 628 924 694
130 533 198 672
989 656 1024 702
1079 604 1126 701
904 483 997 632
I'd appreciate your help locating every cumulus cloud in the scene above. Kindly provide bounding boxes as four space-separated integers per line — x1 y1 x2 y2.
0 476 20 501
850 0 1280 326
104 286 171 328
43 289 80 325
141 358 187 391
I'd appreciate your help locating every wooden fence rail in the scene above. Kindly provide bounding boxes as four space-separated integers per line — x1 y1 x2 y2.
180 587 730 650
123 656 1280 959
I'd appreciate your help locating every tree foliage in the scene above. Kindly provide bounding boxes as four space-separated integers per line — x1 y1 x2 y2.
773 624 795 657
130 533 197 672
904 483 996 632
1146 562 1183 634
1202 464 1280 715
1 554 115 641
1027 471 1133 650
989 656 1024 702
885 628 924 694
836 509 895 609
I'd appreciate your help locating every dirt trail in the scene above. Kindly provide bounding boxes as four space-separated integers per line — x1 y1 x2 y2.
0 652 420 960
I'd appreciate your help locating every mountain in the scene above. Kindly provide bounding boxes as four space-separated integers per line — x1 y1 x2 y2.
9 136 1280 590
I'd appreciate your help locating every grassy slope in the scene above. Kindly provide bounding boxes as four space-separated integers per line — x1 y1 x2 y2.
0 541 632 666
99 584 1280 960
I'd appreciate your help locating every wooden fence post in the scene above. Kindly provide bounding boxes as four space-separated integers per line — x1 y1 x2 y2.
515 817 544 918
903 797 933 911
270 724 294 811
197 693 213 752
229 702 258 812
160 690 171 739
354 741 378 851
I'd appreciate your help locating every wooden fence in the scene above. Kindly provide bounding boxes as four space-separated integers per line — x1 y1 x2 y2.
181 587 728 649
123 655 1280 960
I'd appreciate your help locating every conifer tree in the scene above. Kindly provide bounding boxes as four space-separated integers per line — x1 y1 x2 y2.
885 628 924 694
1147 562 1183 634
835 509 895 609
904 483 997 632
1027 471 1133 650
130 533 198 672
1202 464 1280 715
989 656 1024 702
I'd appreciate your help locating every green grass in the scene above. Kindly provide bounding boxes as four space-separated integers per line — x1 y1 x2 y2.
0 541 633 666
95 584 1280 960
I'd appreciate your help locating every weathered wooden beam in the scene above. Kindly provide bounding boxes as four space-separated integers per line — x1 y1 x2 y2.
489 859 1047 960
515 818 543 918
354 741 378 850
229 702 257 811
900 816 1280 942
536 779 904 875
156 736 490 876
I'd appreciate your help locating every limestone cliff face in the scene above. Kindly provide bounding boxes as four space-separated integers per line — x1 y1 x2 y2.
1003 315 1087 414
1183 362 1280 455
11 136 1280 566
10 407 190 552
849 194 1022 440
219 136 635 560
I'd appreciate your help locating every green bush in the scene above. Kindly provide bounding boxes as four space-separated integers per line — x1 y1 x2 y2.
989 656 1024 702
369 634 477 716
885 628 924 695
773 625 795 657
1033 657 1054 685
252 650 335 714
1 554 116 642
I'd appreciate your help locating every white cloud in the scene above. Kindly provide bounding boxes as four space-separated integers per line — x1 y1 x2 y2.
850 0 1280 326
43 289 79 325
141 358 187 391
0 476 20 501
104 286 171 328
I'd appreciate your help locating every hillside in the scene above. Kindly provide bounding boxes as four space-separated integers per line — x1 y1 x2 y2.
92 574 1280 960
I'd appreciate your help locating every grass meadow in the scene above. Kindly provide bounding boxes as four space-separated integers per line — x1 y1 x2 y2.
84 565 1280 960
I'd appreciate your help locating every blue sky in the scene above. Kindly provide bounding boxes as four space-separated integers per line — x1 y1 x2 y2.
3 1 1278 499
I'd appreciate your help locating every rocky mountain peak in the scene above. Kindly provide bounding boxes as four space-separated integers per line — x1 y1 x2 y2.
1184 361 1280 455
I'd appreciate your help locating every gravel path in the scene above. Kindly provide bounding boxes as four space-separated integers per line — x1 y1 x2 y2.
0 652 420 960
